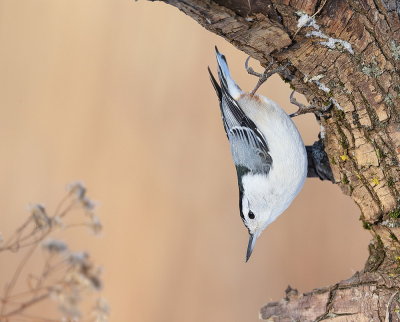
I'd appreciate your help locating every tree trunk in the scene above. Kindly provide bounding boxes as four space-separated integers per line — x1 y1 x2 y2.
152 0 400 320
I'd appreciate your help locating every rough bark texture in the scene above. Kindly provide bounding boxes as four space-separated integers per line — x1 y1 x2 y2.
154 0 400 320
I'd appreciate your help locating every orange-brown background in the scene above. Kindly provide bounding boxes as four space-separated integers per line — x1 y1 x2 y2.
0 1 370 321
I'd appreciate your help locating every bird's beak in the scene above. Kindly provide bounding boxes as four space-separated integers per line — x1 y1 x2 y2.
246 231 260 262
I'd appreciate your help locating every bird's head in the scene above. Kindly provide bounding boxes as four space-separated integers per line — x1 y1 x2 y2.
239 173 276 262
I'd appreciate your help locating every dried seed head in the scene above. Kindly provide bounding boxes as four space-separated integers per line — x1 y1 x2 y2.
42 239 68 253
31 204 50 229
82 196 96 211
51 216 65 229
89 275 102 290
90 215 102 234
67 181 86 200
65 252 103 291
93 298 110 322
68 252 89 267
56 287 82 319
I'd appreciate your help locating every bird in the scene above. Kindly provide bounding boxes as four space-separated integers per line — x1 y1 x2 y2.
208 47 308 261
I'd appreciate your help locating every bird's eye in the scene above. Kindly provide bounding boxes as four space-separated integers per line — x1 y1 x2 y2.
248 211 255 219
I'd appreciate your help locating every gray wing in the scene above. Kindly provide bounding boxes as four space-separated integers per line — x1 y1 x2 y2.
208 67 272 175
229 126 272 174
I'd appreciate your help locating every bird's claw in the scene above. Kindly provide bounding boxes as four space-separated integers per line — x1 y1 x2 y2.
289 90 330 118
245 56 287 96
245 56 274 79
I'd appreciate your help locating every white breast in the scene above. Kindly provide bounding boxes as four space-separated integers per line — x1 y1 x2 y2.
238 94 308 222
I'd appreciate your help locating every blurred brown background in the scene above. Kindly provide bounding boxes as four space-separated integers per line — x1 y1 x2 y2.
0 1 371 321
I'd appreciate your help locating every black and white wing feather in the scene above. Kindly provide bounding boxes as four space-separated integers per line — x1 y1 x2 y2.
208 51 272 176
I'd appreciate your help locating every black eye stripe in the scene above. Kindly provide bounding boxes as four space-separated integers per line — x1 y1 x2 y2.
248 211 255 219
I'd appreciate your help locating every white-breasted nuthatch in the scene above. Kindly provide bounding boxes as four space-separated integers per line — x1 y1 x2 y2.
208 48 307 261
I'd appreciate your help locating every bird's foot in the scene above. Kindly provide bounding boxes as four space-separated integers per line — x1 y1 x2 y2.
289 91 331 118
245 57 287 96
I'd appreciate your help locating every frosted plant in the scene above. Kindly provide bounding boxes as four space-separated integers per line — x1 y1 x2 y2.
0 182 109 321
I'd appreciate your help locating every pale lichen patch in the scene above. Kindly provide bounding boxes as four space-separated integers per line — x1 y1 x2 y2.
384 93 395 107
390 40 400 60
361 59 383 77
306 30 354 55
315 81 330 93
304 74 331 93
296 12 319 30
296 11 354 55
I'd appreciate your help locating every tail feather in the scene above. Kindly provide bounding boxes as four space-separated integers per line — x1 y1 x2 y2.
215 46 241 99
207 67 222 101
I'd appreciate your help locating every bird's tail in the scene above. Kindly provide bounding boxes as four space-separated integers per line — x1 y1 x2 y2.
214 47 241 99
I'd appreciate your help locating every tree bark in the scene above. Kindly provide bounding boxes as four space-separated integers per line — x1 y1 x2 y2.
152 0 400 320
